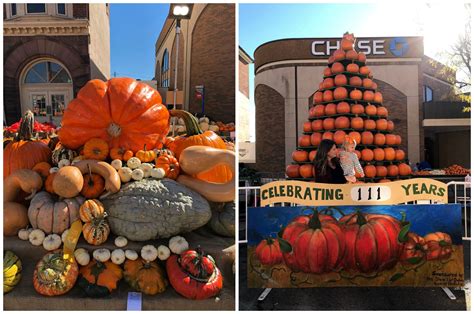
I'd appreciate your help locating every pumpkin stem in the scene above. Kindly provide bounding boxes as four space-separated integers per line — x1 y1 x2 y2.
308 210 322 229
265 238 274 245
170 110 203 136
356 210 367 226
24 189 37 200
17 110 35 141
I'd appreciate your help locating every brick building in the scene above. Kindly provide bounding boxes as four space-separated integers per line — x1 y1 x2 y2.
248 36 470 177
3 3 110 126
154 4 235 123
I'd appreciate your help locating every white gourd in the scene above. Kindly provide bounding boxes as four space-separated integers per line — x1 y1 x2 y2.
93 248 111 262
131 168 144 181
141 245 158 262
49 167 59 174
127 157 141 169
150 168 166 179
114 236 128 248
111 249 126 265
18 228 31 241
74 248 90 266
111 159 123 171
169 236 189 254
125 249 138 261
139 163 153 178
118 167 133 183
157 245 171 261
29 229 45 246
42 234 62 251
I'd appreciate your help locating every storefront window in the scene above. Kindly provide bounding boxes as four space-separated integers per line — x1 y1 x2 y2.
161 49 170 88
57 4 66 15
11 4 17 16
424 85 433 102
26 4 46 14
24 61 72 84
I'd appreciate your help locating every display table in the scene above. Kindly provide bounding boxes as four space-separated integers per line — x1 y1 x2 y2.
4 228 235 311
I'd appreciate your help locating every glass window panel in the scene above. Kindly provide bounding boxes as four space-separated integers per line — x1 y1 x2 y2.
11 4 17 16
51 69 72 83
51 94 66 116
57 4 66 15
27 4 46 13
25 71 44 84
32 95 47 116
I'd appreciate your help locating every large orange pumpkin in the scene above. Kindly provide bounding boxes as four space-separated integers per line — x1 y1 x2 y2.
361 131 374 145
364 119 376 130
336 102 350 114
351 117 364 129
361 149 374 161
324 103 337 115
334 87 348 100
333 130 347 144
299 135 311 147
292 150 308 162
4 111 52 178
334 74 348 86
384 147 396 161
374 133 386 145
323 118 335 130
398 163 412 176
58 78 170 152
387 165 399 176
376 119 388 131
310 133 322 146
349 76 362 87
331 62 345 74
364 165 376 178
351 104 365 115
373 148 385 161
311 120 323 131
395 149 405 160
348 131 361 144
335 117 350 129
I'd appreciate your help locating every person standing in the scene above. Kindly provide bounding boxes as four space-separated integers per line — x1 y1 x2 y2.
313 139 347 183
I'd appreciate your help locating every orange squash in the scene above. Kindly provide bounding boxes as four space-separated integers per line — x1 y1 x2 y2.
311 120 323 131
309 150 317 162
322 78 334 89
376 119 388 131
333 49 346 61
334 87 348 100
387 120 394 131
310 133 322 146
364 119 376 130
358 52 367 63
351 117 364 129
325 103 337 116
286 165 300 178
52 166 84 198
364 165 376 178
346 63 359 73
155 154 180 180
398 163 412 176
395 135 402 145
331 62 345 74
4 111 52 178
365 104 377 116
374 92 383 103
322 131 334 141
323 67 332 77
299 135 312 147
81 171 105 199
361 131 374 145
299 164 314 178
323 118 335 130
341 36 354 51
333 130 347 145
359 66 370 76
336 102 350 114
384 148 396 161
362 78 373 89
345 50 358 60
361 149 374 161
335 116 350 129
376 166 388 177
385 134 397 146
334 74 348 86
314 105 326 117
374 133 386 145
313 92 323 103
363 90 375 102
373 148 385 161
395 149 405 160
350 89 363 100
349 76 362 87
351 104 365 115
387 165 399 176
135 144 156 163
292 150 308 162
83 138 109 161
377 106 388 117
323 90 334 102
303 122 312 132
32 162 52 179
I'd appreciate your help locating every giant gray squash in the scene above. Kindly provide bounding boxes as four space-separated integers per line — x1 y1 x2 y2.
208 201 235 237
101 178 211 241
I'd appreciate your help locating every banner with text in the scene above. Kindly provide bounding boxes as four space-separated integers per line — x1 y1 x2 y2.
260 178 447 206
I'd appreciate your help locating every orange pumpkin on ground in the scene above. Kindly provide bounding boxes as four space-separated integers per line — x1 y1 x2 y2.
384 148 396 161
334 74 348 86
292 150 308 162
387 165 399 176
361 149 374 161
349 76 362 87
310 133 322 146
299 164 314 178
364 165 376 178
311 120 323 131
58 78 170 152
323 118 335 130
336 102 350 114
335 117 350 129
373 148 385 161
374 133 386 145
361 131 374 145
364 119 376 130
325 103 337 115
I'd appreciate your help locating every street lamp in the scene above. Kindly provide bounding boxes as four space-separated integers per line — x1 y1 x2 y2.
168 4 193 136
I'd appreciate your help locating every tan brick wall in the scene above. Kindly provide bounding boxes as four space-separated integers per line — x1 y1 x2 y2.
254 84 286 175
239 57 249 98
189 4 235 122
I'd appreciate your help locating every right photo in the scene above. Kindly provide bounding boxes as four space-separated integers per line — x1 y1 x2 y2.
238 3 471 311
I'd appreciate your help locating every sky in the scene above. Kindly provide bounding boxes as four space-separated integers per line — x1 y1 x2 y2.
110 4 169 80
239 3 471 141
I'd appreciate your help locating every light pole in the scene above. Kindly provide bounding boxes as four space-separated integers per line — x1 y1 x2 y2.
168 4 192 136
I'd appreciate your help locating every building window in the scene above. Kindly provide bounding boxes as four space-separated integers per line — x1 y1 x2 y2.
57 4 66 15
11 4 17 16
423 85 433 102
161 49 170 88
26 3 46 14
24 61 72 84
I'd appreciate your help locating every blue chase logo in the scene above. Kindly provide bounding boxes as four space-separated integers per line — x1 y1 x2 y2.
389 37 409 57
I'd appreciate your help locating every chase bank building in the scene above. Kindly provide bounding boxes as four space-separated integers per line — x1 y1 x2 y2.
251 36 470 177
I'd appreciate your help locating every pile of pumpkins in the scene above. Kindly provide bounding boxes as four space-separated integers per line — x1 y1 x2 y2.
169 116 235 135
3 77 235 300
287 32 412 182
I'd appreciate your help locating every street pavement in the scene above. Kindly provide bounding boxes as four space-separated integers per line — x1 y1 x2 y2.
238 241 470 311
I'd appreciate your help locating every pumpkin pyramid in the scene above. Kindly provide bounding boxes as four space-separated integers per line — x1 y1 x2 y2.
287 33 412 182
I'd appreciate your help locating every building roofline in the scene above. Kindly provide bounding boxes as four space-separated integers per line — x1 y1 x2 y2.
239 46 254 63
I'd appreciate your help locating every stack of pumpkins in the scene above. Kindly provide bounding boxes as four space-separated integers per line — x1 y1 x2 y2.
287 33 412 182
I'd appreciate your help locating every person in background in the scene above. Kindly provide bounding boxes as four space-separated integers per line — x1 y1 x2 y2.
313 139 348 183
339 136 365 183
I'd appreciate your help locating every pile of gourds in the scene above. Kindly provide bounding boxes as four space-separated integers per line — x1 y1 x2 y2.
3 77 234 299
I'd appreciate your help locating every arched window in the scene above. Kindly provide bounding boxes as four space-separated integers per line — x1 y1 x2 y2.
161 49 169 88
24 60 72 84
423 85 433 102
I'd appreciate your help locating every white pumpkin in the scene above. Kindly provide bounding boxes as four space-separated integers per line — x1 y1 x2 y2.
125 249 138 261
157 245 171 261
127 157 141 169
209 125 220 133
74 248 90 266
151 168 166 179
141 245 158 262
18 228 31 241
131 168 144 181
199 116 210 124
49 167 59 174
139 163 153 178
114 236 128 248
58 159 71 168
118 167 133 183
111 159 123 171
29 229 45 246
199 122 210 131
43 234 62 251
169 236 189 254
61 229 69 243
93 248 111 262
111 249 126 265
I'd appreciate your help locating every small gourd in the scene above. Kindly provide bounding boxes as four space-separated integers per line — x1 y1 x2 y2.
111 249 126 265
114 236 128 248
29 229 45 246
157 245 171 261
131 168 144 181
125 249 138 261
111 159 122 171
209 124 220 133
199 122 209 131
74 248 90 266
139 163 153 178
61 229 69 243
118 167 133 183
42 234 62 251
141 245 158 262
169 236 189 254
93 248 111 262
58 159 71 168
199 116 210 124
18 228 31 240
49 167 59 174
151 168 165 179
127 157 141 169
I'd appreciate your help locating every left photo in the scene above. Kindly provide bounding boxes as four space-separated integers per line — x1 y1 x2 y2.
3 3 235 310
